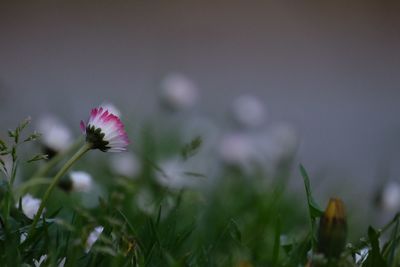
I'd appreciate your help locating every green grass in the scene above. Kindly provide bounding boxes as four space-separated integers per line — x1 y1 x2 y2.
0 118 399 267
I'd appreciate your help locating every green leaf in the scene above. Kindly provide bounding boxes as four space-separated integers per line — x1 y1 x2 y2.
155 205 162 226
181 136 202 160
273 215 281 265
27 154 48 163
174 222 196 248
0 179 8 203
183 171 207 179
0 158 5 170
0 139 7 151
363 226 387 267
7 130 16 138
92 245 117 256
11 146 17 161
387 216 399 267
54 218 75 232
18 116 31 132
8 117 31 144
0 150 10 156
285 235 312 266
228 219 242 243
299 164 323 249
299 165 323 218
23 132 41 143
381 214 400 262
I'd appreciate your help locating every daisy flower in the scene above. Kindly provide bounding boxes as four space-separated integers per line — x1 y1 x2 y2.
29 107 129 237
80 107 129 152
100 102 121 117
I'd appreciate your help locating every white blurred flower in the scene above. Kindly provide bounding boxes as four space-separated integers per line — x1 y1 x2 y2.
218 123 298 173
355 247 369 264
160 73 198 111
271 123 298 148
69 171 93 192
17 194 44 220
20 232 27 244
266 123 299 160
381 181 400 212
231 95 267 128
100 102 121 117
33 255 47 267
37 115 72 153
31 254 65 266
110 153 140 177
218 133 257 169
156 158 199 189
85 226 104 253
33 254 67 267
58 257 66 267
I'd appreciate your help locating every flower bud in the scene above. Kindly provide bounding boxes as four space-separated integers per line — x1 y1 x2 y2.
317 198 347 259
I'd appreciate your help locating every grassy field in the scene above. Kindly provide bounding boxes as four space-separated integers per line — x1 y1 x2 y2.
0 106 398 267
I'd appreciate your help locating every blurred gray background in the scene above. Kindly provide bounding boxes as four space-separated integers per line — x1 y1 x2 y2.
1 1 400 203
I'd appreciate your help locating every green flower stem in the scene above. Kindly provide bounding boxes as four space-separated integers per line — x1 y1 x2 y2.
28 142 92 237
3 185 12 230
9 157 18 187
4 157 18 229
